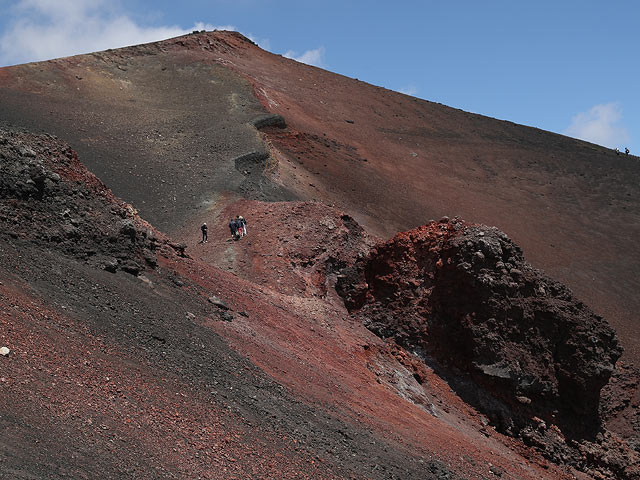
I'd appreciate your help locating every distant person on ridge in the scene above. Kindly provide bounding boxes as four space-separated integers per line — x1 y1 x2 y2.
625 148 630 155
229 218 239 240
234 216 243 238
234 217 244 238
615 148 620 155
201 223 208 243
237 215 247 237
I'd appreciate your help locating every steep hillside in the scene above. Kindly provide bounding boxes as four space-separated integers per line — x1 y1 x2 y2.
0 31 637 363
1 30 639 479
1 126 595 479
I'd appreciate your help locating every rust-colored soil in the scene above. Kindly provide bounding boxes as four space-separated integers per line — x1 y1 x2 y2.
1 31 637 479
219 38 640 363
1 31 637 362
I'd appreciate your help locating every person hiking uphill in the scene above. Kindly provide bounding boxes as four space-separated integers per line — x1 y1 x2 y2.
237 215 247 237
201 223 208 243
229 218 239 240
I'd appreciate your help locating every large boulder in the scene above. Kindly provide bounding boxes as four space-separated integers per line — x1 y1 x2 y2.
337 218 622 437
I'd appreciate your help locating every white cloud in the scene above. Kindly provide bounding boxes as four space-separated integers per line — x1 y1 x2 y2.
398 85 417 96
0 0 239 66
283 47 326 67
564 102 630 149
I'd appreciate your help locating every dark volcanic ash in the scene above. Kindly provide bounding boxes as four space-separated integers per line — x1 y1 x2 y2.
0 127 183 276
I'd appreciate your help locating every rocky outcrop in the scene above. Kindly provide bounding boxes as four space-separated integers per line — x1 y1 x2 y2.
250 113 287 130
337 218 622 438
0 127 181 275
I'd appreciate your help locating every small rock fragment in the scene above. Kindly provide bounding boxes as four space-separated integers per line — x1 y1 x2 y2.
208 296 229 310
489 465 504 477
103 259 118 273
0 347 10 356
120 260 141 276
119 219 137 240
143 250 157 268
472 251 485 263
18 146 36 157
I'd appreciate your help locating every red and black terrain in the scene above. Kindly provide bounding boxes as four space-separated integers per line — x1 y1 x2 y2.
1 31 638 479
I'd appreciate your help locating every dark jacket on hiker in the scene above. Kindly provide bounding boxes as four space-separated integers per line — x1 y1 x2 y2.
237 216 247 236
201 223 208 242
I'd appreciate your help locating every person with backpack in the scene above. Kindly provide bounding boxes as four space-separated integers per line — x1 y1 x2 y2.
201 223 208 243
229 218 238 239
237 215 247 237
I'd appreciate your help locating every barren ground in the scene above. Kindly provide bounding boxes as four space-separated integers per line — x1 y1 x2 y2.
1 31 638 479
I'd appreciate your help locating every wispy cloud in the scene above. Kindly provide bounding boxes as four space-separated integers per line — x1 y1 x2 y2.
283 47 326 67
398 85 418 96
0 0 239 66
564 102 630 149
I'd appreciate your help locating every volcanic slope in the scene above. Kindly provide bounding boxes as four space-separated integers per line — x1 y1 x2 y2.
1 32 638 478
0 31 637 362
0 126 589 479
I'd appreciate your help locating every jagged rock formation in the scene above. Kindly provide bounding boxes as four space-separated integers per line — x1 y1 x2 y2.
337 218 636 476
0 127 183 275
337 219 621 432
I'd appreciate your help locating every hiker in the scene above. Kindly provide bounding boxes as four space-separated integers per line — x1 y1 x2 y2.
233 218 242 239
625 148 630 155
615 148 620 155
201 223 208 243
237 215 247 237
234 217 244 238
229 218 238 240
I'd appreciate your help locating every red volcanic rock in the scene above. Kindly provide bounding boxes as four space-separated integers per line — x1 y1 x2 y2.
337 219 622 438
185 198 376 298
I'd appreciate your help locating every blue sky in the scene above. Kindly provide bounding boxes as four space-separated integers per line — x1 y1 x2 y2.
0 0 637 151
